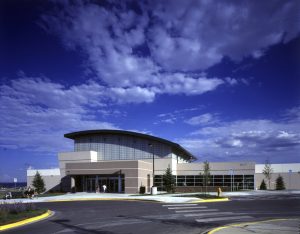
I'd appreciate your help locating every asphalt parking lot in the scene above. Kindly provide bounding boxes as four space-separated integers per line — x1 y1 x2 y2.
2 194 300 234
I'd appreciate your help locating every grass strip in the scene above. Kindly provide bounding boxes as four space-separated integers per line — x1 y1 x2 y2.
0 208 47 226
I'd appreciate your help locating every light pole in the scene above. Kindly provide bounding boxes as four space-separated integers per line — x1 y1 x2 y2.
229 169 234 192
148 143 156 194
288 169 292 190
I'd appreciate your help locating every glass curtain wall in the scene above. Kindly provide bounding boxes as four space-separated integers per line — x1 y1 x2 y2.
82 175 125 193
74 135 172 161
154 174 254 191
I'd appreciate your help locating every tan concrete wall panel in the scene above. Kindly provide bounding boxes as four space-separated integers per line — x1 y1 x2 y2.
27 175 61 192
255 172 300 190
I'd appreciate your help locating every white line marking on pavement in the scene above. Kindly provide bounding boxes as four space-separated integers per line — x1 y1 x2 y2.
142 214 182 219
195 215 252 222
184 211 239 217
162 204 199 207
167 206 207 209
176 209 218 213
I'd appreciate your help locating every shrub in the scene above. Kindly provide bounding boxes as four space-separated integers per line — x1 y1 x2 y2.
276 175 285 190
0 202 36 216
259 179 267 190
163 166 175 193
32 171 46 194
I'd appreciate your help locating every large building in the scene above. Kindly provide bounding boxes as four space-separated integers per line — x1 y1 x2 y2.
27 130 300 193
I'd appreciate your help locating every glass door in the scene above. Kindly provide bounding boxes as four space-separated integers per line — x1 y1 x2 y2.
98 177 107 192
108 178 118 193
86 177 96 192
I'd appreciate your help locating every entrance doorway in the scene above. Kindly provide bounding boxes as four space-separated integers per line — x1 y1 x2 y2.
83 175 124 193
86 177 96 192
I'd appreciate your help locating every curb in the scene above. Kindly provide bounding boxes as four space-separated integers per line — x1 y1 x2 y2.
190 197 229 203
207 218 292 234
44 198 161 203
0 210 52 231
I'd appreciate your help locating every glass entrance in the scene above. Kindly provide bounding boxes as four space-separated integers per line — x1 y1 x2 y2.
84 175 124 193
97 177 118 193
86 177 96 192
108 178 118 193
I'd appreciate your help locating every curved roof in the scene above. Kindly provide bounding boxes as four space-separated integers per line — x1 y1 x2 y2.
64 129 197 161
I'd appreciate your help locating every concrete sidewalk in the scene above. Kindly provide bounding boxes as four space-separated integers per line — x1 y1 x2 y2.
1 190 299 204
208 219 300 234
0 192 201 203
222 190 300 197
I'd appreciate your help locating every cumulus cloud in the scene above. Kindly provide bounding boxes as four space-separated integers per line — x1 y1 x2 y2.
38 0 297 98
155 106 204 125
185 113 219 126
108 86 156 103
283 105 300 122
148 0 299 71
0 75 119 152
159 74 224 95
178 111 300 163
225 77 238 86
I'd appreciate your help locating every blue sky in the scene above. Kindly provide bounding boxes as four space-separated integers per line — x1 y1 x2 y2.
0 0 299 182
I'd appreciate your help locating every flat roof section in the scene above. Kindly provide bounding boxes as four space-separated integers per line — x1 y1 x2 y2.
27 168 61 177
64 129 197 161
255 163 300 173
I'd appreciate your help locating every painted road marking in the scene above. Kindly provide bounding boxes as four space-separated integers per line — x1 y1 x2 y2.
0 210 52 231
190 198 229 203
162 204 199 207
167 206 207 209
176 209 218 213
196 215 252 223
142 214 182 219
184 211 241 217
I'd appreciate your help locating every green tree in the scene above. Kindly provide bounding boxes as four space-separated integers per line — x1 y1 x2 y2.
259 179 267 190
163 166 175 193
262 160 273 190
203 161 211 195
32 171 46 194
275 175 286 190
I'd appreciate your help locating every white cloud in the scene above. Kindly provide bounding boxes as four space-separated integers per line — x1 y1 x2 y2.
178 110 300 163
225 77 238 86
38 0 298 98
159 74 224 95
108 86 156 103
147 0 299 71
283 106 300 122
0 75 118 152
155 106 204 125
185 113 219 126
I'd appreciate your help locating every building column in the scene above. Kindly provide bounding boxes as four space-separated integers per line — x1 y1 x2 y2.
118 174 122 193
71 176 76 193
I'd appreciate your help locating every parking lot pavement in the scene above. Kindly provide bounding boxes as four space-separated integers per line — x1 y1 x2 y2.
154 203 254 225
208 218 300 234
2 196 300 234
